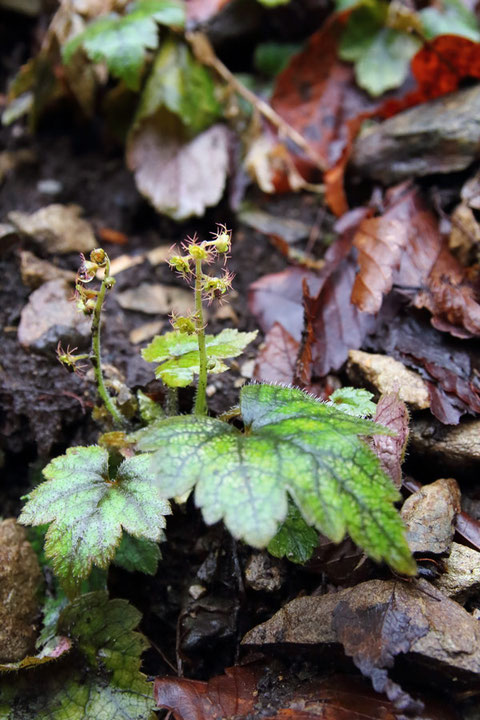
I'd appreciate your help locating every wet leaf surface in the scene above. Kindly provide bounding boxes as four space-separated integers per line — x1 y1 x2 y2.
370 393 409 488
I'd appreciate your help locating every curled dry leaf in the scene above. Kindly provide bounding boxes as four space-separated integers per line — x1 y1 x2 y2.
370 392 409 488
243 578 480 713
401 478 461 557
127 113 229 220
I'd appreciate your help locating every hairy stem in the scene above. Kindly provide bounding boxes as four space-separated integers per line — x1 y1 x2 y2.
194 257 208 416
90 260 125 427
165 386 178 416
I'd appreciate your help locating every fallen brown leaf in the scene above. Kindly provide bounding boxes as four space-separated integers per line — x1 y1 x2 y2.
253 322 299 385
127 112 229 220
371 392 409 488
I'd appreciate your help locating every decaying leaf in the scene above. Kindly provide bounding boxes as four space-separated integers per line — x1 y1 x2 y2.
135 383 415 574
155 665 260 719
401 478 461 557
19 446 171 591
9 204 96 254
370 393 409 488
243 578 480 712
127 113 230 220
253 322 299 385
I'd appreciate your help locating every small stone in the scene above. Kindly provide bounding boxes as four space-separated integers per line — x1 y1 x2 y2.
129 320 164 345
410 418 480 472
206 384 216 397
20 250 76 289
117 283 192 315
17 278 91 351
188 584 207 600
0 519 42 663
9 204 96 254
240 359 255 379
234 377 246 388
36 179 63 196
347 350 430 409
434 542 480 602
245 552 286 592
401 478 461 557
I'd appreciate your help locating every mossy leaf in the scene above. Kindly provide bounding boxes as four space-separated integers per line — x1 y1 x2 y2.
135 383 416 575
63 0 185 91
19 447 171 591
142 328 258 387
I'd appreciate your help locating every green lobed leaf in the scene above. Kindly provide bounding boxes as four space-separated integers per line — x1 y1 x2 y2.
113 533 161 575
142 328 258 387
0 592 155 720
63 0 185 91
135 36 221 135
135 383 416 575
19 446 171 591
339 3 422 96
420 1 480 42
268 502 318 564
327 387 376 417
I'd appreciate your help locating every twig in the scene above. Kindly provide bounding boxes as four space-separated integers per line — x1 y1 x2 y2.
186 32 327 174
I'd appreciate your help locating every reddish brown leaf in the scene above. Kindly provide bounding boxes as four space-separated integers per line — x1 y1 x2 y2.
154 665 259 720
264 675 397 720
351 186 480 338
253 322 299 385
248 268 323 342
270 14 378 214
380 35 480 119
98 227 128 245
371 393 409 488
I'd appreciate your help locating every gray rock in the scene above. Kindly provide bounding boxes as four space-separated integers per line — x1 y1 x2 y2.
352 86 480 184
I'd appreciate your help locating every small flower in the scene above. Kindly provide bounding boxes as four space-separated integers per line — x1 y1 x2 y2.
211 224 231 255
77 253 98 283
168 254 191 276
56 342 88 375
170 313 197 335
90 248 107 266
202 269 234 302
188 243 211 262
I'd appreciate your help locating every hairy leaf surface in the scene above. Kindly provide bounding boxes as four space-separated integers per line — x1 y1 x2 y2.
19 446 171 590
268 502 318 564
328 387 376 417
0 592 155 719
142 328 258 387
63 0 185 90
135 384 416 574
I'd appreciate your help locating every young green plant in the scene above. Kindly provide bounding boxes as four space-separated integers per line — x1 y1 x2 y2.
57 248 125 427
142 227 257 415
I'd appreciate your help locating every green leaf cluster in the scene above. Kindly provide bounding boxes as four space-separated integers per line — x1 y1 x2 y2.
142 328 258 387
0 592 155 720
327 387 376 417
338 0 480 96
134 383 416 575
19 446 171 592
63 0 185 91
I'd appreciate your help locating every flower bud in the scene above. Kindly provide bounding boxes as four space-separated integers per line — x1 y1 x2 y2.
171 315 196 334
90 248 107 266
168 255 191 275
213 226 231 254
188 244 209 261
